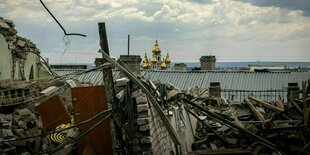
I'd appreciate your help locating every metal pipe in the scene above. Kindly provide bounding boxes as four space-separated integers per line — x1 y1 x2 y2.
128 34 130 55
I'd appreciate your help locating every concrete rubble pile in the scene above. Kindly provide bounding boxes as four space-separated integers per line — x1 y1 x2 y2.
112 72 309 155
153 82 310 154
0 16 81 155
0 108 42 154
0 89 80 155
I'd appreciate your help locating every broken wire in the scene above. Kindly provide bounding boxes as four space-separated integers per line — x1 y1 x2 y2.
39 0 86 37
60 35 72 62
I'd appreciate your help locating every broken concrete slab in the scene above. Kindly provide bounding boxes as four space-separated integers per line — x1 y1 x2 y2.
0 18 10 29
17 39 26 47
115 77 129 86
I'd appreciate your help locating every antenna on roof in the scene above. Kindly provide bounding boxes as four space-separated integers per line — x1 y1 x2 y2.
128 34 130 55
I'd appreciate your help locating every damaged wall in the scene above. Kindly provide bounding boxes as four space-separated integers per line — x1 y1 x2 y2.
132 89 174 155
0 34 12 80
0 17 52 81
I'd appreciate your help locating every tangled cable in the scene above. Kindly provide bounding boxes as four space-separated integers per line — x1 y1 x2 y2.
39 0 86 37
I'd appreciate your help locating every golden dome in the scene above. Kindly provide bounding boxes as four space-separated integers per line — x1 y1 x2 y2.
152 39 161 54
151 55 158 63
165 53 171 64
143 60 151 69
143 62 149 69
143 53 148 63
161 61 167 68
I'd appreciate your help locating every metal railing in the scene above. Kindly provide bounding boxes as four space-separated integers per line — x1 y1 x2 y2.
222 88 288 102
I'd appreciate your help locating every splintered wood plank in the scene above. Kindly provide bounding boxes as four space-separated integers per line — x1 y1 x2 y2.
245 99 265 122
36 94 71 131
249 97 283 112
71 86 113 155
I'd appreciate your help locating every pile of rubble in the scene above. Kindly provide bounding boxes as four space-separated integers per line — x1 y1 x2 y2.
0 89 80 155
0 108 42 154
0 16 79 155
156 82 310 154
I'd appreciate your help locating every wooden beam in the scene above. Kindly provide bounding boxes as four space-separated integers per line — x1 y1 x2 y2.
289 98 303 115
249 97 283 112
245 99 265 122
98 22 124 154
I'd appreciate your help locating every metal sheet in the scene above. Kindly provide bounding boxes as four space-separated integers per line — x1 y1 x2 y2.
71 85 113 155
36 94 71 131
54 69 310 91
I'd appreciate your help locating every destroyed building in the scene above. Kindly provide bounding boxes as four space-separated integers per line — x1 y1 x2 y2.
1 16 310 155
0 17 52 81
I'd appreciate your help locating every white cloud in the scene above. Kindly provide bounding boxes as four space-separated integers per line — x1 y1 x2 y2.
1 0 310 62
5 7 52 23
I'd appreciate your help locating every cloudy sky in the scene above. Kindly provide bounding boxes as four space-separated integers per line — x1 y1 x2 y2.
1 0 310 63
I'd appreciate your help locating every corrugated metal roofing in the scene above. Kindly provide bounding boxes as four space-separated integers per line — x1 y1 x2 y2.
53 69 310 91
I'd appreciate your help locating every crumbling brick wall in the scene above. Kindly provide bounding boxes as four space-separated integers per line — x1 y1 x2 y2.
133 89 174 155
0 16 42 80
149 99 173 155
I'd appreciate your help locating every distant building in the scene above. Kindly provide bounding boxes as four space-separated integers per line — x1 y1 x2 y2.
248 65 286 72
143 39 171 70
50 64 89 70
200 55 216 70
173 63 187 71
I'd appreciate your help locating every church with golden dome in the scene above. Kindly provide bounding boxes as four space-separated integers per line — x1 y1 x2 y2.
143 39 171 70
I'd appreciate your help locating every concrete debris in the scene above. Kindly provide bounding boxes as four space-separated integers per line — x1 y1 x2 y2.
187 86 209 99
0 18 11 29
167 89 180 101
40 86 58 96
0 108 42 154
115 77 129 86
141 79 310 155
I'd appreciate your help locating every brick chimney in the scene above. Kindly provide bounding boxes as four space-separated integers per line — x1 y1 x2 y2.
209 82 221 97
119 55 142 76
287 82 299 100
200 56 216 70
